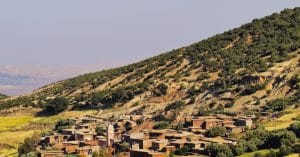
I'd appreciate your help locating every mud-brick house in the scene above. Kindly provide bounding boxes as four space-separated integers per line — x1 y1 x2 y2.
235 118 253 128
123 132 152 149
184 141 209 150
215 114 234 121
149 130 167 139
131 138 152 150
63 141 80 154
191 118 205 128
76 146 102 156
75 131 97 141
97 136 108 147
162 146 176 155
76 123 97 130
225 125 244 134
170 140 186 149
204 119 223 129
40 151 64 157
184 116 193 127
42 134 70 146
122 132 145 142
81 117 98 124
130 115 143 121
61 129 75 136
221 120 235 127
151 139 168 151
84 138 99 146
130 149 165 157
165 131 191 141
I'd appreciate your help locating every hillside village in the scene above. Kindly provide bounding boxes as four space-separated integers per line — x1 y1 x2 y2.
37 111 256 157
0 7 299 157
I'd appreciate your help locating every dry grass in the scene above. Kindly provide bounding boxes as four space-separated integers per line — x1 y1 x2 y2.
0 130 35 157
0 116 34 132
238 149 277 157
264 108 300 131
285 154 300 157
0 110 94 156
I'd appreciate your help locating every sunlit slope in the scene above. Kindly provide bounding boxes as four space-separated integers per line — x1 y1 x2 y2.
0 8 299 117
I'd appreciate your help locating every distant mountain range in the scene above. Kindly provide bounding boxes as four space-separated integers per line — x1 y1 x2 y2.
0 65 103 95
0 72 50 96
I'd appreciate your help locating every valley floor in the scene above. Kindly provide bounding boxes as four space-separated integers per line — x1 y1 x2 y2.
0 110 95 157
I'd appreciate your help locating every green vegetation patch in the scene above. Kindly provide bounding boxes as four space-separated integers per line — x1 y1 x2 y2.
0 116 34 132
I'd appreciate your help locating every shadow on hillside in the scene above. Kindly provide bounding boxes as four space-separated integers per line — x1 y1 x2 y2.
35 110 58 117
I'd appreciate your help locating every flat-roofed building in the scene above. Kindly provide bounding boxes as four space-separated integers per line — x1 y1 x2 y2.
151 139 168 151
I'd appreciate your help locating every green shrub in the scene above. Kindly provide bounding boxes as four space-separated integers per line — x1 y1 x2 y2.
205 126 227 137
205 143 233 157
44 97 69 114
174 146 191 155
153 83 168 96
55 119 76 132
136 118 144 125
165 101 185 111
153 121 170 129
18 138 35 156
288 122 300 138
224 103 234 108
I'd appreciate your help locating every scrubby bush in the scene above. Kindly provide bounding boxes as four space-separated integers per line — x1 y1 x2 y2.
136 118 144 125
44 97 69 114
153 121 170 129
153 83 168 96
224 103 234 108
288 122 300 138
205 143 233 157
55 119 76 132
96 126 106 135
174 146 191 155
18 138 36 156
205 126 227 137
165 101 185 111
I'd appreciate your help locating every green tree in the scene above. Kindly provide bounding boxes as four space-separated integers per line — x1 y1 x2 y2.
154 83 168 96
165 101 185 111
125 121 133 131
44 97 69 114
264 130 296 148
96 126 106 135
279 144 293 156
136 118 144 125
205 143 233 157
233 140 247 155
175 122 183 131
174 146 191 155
153 121 170 129
205 126 227 137
288 122 300 138
55 119 75 132
18 138 35 156
119 142 130 152
91 92 106 105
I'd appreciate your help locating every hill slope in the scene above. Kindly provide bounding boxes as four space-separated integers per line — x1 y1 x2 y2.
0 8 299 117
0 93 7 100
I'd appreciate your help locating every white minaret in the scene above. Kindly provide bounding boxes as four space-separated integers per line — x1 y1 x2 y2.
107 122 114 147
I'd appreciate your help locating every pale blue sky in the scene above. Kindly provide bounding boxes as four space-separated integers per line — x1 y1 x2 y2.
0 1 299 68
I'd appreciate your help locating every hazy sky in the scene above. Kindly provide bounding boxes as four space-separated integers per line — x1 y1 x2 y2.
0 1 299 68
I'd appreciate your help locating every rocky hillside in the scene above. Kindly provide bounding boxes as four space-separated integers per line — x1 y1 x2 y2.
0 8 299 117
